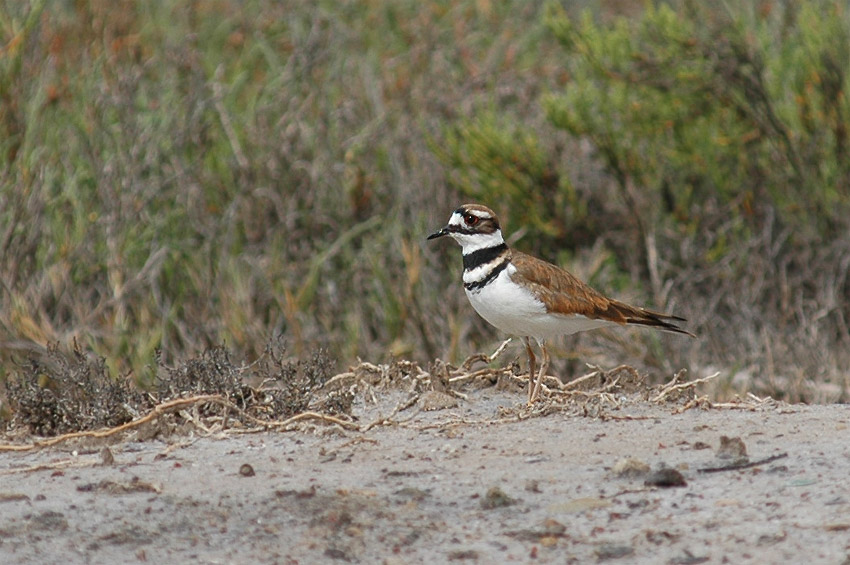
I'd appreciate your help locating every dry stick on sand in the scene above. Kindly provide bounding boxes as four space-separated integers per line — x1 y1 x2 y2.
651 371 720 403
709 392 775 409
559 367 607 390
0 395 223 452
449 339 514 385
459 338 513 372
697 452 789 473
361 379 422 432
0 395 359 452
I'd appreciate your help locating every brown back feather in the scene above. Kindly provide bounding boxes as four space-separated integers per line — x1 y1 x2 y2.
510 251 694 336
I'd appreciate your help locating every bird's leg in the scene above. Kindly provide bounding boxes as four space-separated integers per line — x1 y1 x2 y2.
522 337 536 402
528 339 550 404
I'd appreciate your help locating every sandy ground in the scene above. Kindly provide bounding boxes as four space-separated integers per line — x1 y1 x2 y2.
1 385 849 564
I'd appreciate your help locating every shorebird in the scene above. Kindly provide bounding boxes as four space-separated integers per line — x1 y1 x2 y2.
428 203 693 403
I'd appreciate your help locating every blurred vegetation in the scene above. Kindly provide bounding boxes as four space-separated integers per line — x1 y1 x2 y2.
0 1 848 407
543 2 850 235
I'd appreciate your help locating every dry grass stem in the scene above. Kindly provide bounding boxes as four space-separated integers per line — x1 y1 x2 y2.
0 395 359 452
0 395 223 452
697 452 789 474
651 371 721 403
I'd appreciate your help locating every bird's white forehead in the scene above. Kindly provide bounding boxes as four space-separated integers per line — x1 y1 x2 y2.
448 212 464 226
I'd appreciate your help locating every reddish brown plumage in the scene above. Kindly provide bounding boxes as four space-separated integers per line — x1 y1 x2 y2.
510 250 694 336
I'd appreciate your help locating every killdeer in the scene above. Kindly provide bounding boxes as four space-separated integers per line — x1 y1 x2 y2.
428 204 694 403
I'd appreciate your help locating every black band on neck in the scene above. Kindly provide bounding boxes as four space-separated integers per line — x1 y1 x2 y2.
464 259 509 292
462 243 508 271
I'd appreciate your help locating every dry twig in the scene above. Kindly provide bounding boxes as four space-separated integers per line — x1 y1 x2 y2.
651 371 720 403
0 395 359 452
460 338 512 371
697 452 788 473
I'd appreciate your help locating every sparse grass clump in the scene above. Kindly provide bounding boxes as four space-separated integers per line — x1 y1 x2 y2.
4 341 148 436
156 341 347 420
3 340 346 437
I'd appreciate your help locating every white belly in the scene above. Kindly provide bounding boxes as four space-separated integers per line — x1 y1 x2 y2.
465 266 613 339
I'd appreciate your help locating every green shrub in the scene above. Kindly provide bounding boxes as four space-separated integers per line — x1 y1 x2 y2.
543 1 850 238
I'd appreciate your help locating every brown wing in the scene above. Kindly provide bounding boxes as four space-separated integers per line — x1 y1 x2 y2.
510 251 694 336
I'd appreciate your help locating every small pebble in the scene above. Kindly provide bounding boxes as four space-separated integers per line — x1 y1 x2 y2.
645 467 687 487
481 486 516 509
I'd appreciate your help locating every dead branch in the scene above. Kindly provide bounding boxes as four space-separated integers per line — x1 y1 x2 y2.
651 371 720 403
0 394 359 452
0 395 224 452
460 338 512 371
697 452 788 473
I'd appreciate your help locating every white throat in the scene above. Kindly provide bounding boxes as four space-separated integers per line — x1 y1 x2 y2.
450 229 505 253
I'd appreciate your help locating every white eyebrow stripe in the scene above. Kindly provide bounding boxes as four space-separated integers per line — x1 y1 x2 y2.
466 209 491 218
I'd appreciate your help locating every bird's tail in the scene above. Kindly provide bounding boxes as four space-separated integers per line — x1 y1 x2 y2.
612 301 695 337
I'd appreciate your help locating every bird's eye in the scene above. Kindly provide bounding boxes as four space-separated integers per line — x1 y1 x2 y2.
463 213 479 226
